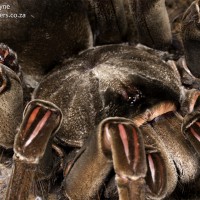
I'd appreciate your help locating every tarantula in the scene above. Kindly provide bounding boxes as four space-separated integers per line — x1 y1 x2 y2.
1 0 200 199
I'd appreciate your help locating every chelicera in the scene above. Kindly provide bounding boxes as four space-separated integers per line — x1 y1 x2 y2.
1 0 200 199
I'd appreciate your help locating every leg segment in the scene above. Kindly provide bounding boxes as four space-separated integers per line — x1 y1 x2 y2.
181 0 200 78
133 0 172 50
5 100 62 200
85 0 127 44
104 119 147 200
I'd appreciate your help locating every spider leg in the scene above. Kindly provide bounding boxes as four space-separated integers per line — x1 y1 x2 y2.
102 118 147 200
5 100 62 200
133 0 172 50
181 0 200 79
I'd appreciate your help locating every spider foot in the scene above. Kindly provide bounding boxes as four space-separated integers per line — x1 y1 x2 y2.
103 118 147 200
5 100 62 200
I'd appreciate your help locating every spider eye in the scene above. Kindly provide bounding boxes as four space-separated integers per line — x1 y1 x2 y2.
121 86 144 107
0 66 8 93
127 93 144 106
